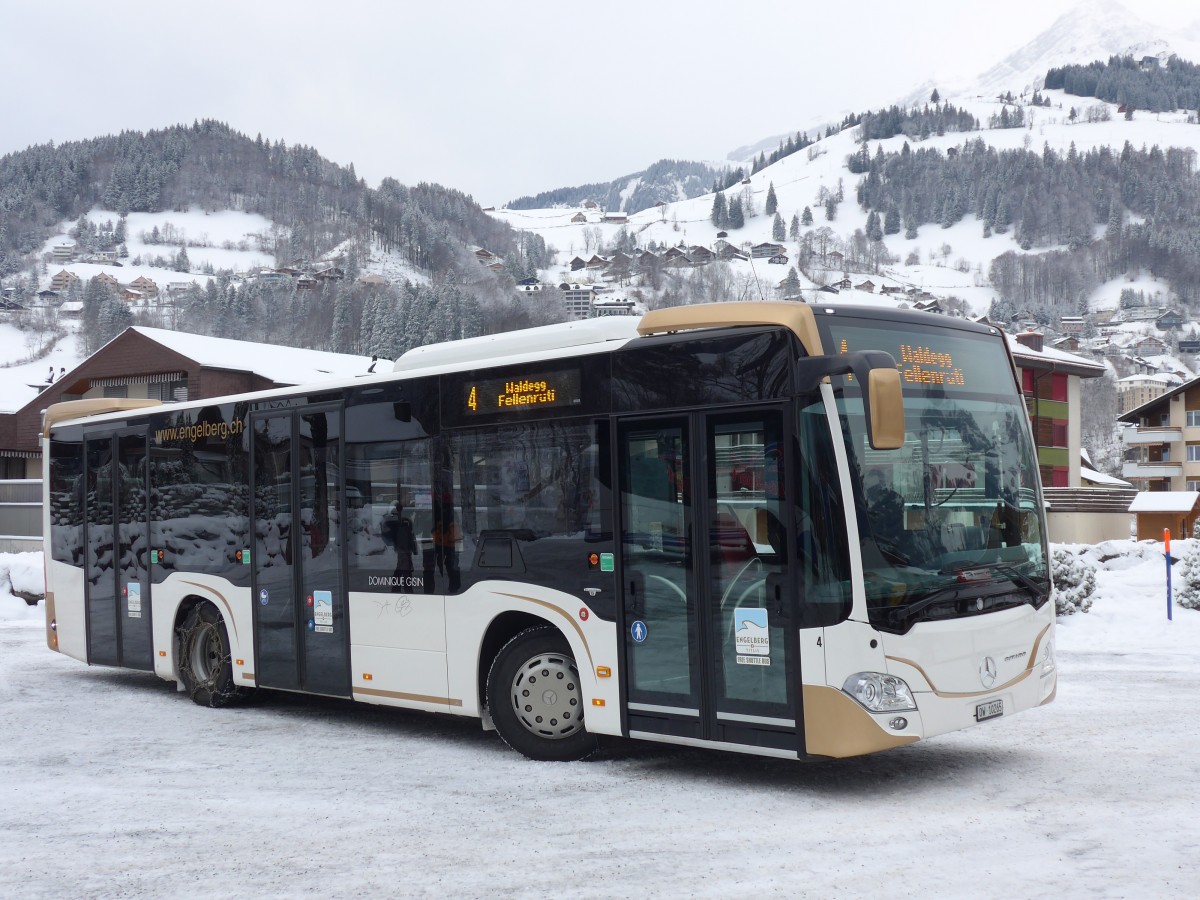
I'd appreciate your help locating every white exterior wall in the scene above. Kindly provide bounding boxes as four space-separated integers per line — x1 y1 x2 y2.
1047 511 1133 544
1068 375 1082 488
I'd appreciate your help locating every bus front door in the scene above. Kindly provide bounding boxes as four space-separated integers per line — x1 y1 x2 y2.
83 427 153 670
618 409 798 754
250 405 350 697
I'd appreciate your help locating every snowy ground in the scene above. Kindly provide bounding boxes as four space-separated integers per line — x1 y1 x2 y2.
2 543 1199 898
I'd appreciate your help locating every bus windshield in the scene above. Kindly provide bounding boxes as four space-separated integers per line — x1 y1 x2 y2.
822 317 1049 633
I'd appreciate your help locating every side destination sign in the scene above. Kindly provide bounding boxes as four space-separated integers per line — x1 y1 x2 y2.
465 369 582 415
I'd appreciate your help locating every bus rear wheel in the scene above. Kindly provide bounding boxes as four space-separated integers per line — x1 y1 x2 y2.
487 626 597 761
178 603 247 708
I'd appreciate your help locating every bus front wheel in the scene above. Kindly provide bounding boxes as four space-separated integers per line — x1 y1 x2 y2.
178 603 247 708
487 626 597 761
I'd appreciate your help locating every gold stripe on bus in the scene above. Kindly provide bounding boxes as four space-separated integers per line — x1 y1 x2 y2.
637 300 824 357
886 622 1052 699
802 685 919 758
495 592 596 671
45 591 57 652
179 581 241 646
354 686 463 707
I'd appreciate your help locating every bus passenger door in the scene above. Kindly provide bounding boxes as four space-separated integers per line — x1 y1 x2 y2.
618 408 798 754
83 428 153 670
251 405 350 697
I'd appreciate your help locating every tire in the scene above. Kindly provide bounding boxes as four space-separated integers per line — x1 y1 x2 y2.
178 603 248 708
487 626 597 762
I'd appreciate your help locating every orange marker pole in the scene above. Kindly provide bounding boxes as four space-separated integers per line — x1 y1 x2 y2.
1164 528 1174 622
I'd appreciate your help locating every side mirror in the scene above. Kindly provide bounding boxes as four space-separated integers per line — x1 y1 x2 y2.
796 351 905 450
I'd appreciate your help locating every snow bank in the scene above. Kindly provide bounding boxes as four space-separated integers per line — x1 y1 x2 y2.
0 551 44 622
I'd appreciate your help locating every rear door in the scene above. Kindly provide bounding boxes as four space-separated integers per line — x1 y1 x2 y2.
83 427 153 670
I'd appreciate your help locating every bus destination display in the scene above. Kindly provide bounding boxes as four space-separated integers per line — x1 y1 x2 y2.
465 369 582 415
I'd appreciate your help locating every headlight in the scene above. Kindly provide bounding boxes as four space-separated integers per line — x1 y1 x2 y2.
842 672 916 712
1041 639 1055 676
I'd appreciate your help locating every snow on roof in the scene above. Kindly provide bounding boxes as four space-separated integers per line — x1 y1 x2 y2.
1081 466 1132 488
1006 333 1106 375
1128 491 1200 513
128 327 375 385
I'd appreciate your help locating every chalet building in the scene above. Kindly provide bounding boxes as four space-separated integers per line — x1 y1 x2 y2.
602 212 629 225
37 290 61 305
1179 339 1200 354
1059 315 1086 335
585 255 609 269
516 277 542 293
314 266 345 282
664 253 693 268
1052 336 1081 353
120 288 144 303
1117 373 1180 415
130 276 159 297
1133 335 1168 355
688 247 715 267
855 280 875 292
768 254 789 265
49 269 81 293
95 272 119 287
715 231 728 239
50 243 75 262
1156 310 1184 330
1118 376 1200 493
356 273 389 287
635 250 659 269
296 276 318 291
558 283 597 321
583 200 598 209
750 242 785 259
835 276 852 289
827 250 844 267
57 301 83 319
0 327 374 481
570 212 587 224
591 298 640 317
474 248 499 266
663 247 689 262
880 286 904 295
569 256 587 272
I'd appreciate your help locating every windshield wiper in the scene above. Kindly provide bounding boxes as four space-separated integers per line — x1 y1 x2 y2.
990 564 1048 603
874 586 964 628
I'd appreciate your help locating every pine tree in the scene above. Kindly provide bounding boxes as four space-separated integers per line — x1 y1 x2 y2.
883 208 900 235
765 182 778 216
801 206 813 226
728 197 745 229
772 212 786 242
789 213 800 241
711 191 727 228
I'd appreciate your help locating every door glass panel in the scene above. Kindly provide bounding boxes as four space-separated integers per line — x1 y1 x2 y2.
620 423 696 706
117 432 152 669
297 410 347 695
253 414 297 689
85 438 117 666
709 414 791 712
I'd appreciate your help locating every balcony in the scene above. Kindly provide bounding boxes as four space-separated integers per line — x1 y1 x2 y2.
1122 426 1183 446
1122 460 1183 479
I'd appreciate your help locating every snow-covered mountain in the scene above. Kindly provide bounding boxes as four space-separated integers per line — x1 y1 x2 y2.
966 0 1190 100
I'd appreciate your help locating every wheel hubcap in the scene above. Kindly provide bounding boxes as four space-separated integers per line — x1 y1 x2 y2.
511 652 583 739
189 623 222 687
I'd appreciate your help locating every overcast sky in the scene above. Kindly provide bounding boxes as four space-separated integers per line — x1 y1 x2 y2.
2 0 1197 205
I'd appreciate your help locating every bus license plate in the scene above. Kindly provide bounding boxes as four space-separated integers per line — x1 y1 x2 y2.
976 699 1004 722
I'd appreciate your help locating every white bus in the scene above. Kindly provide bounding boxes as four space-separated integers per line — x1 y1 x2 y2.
42 301 1056 761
